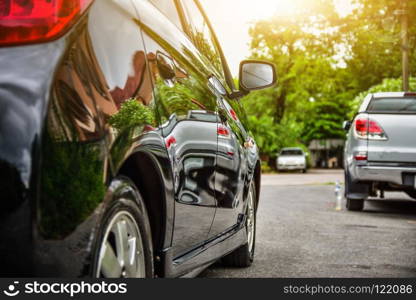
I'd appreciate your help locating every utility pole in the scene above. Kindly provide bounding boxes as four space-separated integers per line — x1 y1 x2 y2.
401 0 410 91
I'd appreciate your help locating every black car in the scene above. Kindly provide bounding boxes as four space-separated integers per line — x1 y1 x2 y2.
0 0 276 278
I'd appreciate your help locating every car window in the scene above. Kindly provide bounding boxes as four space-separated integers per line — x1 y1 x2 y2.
89 0 154 108
367 97 416 113
281 150 303 156
179 0 224 80
148 0 182 30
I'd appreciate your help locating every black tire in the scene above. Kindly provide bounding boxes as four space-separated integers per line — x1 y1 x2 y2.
222 182 256 268
302 169 307 174
344 171 366 211
346 198 364 211
92 178 154 278
405 190 416 200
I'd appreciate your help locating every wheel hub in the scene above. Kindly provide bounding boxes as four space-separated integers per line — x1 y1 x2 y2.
96 211 146 278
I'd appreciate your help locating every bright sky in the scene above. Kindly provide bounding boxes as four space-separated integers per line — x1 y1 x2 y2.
201 0 353 76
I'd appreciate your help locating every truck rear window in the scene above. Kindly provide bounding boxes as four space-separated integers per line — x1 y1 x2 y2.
367 98 416 113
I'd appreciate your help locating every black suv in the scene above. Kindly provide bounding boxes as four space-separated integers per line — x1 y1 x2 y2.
0 0 276 278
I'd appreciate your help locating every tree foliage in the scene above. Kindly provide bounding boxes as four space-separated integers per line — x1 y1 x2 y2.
241 0 416 162
352 77 416 114
109 98 155 131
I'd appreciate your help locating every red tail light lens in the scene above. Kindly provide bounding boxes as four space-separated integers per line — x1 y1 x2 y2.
354 152 368 161
354 118 388 141
355 119 368 138
218 125 230 137
166 136 176 149
0 0 93 47
229 109 238 121
368 120 384 135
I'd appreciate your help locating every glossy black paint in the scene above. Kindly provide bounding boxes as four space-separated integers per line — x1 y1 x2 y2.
0 41 65 276
137 1 220 259
0 0 261 278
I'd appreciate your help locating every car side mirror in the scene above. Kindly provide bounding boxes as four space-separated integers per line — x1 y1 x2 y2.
343 121 352 131
239 60 277 92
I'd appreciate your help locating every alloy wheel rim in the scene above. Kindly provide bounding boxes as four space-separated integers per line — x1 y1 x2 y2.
96 211 146 278
246 186 255 253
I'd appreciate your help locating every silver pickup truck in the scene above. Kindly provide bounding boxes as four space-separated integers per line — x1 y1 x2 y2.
343 92 416 211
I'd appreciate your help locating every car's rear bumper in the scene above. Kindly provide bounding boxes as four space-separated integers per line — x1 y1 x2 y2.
278 164 306 171
355 165 416 187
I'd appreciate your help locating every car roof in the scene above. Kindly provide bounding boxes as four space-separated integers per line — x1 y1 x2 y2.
372 92 406 98
359 92 410 112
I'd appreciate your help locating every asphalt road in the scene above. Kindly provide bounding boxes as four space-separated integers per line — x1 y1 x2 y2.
202 169 416 278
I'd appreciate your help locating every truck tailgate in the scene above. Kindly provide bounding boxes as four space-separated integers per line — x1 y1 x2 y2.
368 114 416 163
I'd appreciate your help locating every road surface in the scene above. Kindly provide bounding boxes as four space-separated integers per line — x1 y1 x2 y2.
202 169 416 278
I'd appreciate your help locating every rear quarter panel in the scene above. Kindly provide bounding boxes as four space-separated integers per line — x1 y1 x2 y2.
0 42 65 276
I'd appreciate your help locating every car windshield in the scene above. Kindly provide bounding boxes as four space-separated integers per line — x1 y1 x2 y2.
281 150 303 156
367 97 416 113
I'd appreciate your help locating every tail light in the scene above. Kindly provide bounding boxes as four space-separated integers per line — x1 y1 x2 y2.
229 109 238 121
165 136 176 149
354 118 388 141
0 0 93 47
218 125 230 137
354 151 368 161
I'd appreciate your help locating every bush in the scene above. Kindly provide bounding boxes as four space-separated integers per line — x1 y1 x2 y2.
109 99 155 131
261 161 274 174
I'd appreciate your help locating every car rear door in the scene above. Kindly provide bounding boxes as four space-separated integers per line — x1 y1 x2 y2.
132 0 219 258
179 0 250 235
211 97 251 234
366 96 416 163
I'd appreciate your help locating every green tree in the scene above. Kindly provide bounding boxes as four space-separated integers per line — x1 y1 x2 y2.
242 0 351 162
352 77 416 114
241 0 415 166
342 0 416 92
109 98 155 131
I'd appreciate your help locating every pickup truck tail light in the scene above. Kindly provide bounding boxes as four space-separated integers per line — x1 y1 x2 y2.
354 151 368 161
218 125 230 137
0 0 93 47
165 136 177 149
354 118 388 141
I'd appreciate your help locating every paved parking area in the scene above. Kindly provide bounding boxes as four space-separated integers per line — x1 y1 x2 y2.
202 170 416 278
261 169 344 186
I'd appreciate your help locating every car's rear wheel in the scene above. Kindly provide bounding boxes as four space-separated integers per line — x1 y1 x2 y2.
346 198 364 211
345 171 365 211
93 181 153 278
222 181 256 268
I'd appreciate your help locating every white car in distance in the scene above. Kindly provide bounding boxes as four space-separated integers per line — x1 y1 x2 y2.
276 148 308 173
